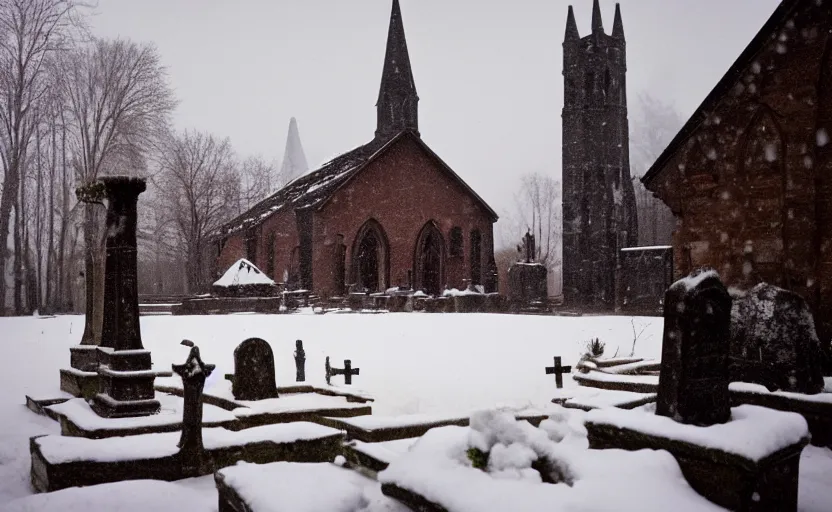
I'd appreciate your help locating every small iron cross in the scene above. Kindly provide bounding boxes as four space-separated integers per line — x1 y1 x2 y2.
545 356 572 389
326 357 360 385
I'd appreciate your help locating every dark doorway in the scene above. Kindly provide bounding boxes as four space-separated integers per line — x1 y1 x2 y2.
415 222 444 295
352 219 389 292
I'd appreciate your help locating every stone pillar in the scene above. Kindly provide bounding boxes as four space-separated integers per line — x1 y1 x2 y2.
90 176 161 418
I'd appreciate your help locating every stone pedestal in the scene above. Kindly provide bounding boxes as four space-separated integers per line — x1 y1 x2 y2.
91 348 160 418
507 262 547 310
59 346 101 399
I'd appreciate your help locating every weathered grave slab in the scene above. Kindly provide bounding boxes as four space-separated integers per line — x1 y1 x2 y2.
31 422 344 493
47 393 236 439
573 370 659 393
562 389 657 412
343 438 419 474
216 462 390 512
322 410 552 443
25 391 73 420
729 382 832 448
586 405 809 511
6 479 215 512
155 378 372 428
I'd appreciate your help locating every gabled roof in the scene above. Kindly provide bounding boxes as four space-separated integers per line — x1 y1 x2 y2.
641 0 800 188
217 131 497 238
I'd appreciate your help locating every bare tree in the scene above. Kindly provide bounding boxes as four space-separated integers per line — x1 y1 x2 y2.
235 155 277 214
630 93 683 246
156 129 237 293
60 38 175 342
502 172 561 269
0 0 81 313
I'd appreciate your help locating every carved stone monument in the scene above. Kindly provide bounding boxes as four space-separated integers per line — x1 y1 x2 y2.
90 177 162 418
172 341 215 475
227 338 278 400
656 268 731 426
294 340 306 382
507 230 548 309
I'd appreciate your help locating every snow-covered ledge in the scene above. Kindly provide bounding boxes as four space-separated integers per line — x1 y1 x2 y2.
585 405 810 511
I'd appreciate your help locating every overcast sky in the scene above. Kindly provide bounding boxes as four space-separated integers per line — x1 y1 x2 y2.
90 0 781 229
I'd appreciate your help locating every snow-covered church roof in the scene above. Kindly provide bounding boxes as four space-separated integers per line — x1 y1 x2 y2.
215 130 498 239
213 259 276 287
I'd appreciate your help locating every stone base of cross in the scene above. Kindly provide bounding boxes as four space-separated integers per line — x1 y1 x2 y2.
545 356 572 389
326 357 360 385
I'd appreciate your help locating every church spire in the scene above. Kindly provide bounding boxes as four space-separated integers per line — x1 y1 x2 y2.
376 0 419 139
612 3 624 39
591 0 604 35
279 117 309 185
564 5 580 41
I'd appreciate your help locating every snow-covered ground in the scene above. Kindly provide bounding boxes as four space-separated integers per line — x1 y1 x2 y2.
0 312 830 510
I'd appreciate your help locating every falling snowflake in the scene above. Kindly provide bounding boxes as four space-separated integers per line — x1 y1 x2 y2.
817 128 830 147
776 43 787 54
764 144 778 162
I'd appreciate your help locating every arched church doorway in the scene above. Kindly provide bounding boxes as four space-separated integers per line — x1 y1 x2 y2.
414 222 444 296
351 219 389 292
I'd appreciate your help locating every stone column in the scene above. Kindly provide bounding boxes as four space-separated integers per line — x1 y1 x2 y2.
91 176 161 418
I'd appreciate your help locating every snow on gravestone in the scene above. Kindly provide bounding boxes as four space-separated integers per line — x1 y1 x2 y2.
656 269 732 426
730 283 826 394
229 338 279 401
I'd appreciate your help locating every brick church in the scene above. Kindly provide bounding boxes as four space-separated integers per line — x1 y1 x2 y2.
642 0 832 338
213 0 498 298
561 1 639 309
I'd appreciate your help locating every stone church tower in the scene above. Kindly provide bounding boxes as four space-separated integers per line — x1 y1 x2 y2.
561 1 638 309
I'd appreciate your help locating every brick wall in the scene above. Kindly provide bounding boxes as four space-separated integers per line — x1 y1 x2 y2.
311 136 495 297
647 4 832 337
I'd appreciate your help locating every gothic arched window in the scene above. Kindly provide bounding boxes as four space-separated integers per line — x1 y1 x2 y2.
739 107 783 178
449 227 463 257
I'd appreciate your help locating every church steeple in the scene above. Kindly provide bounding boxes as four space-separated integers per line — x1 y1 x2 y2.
376 0 419 139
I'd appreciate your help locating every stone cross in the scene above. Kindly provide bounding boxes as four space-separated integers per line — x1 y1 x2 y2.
172 341 215 474
656 269 732 426
326 358 360 385
294 339 306 382
545 356 572 389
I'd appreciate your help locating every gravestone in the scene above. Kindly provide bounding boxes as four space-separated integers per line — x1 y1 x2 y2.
294 340 306 382
656 269 732 426
172 340 215 475
326 357 360 385
730 283 826 394
229 338 278 400
545 356 572 389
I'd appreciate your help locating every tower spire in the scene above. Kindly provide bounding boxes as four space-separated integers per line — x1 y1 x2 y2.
565 5 579 41
591 0 604 35
279 117 309 185
612 3 624 39
376 0 419 139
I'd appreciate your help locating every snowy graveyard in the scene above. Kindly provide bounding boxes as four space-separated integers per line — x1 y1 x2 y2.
0 310 831 511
